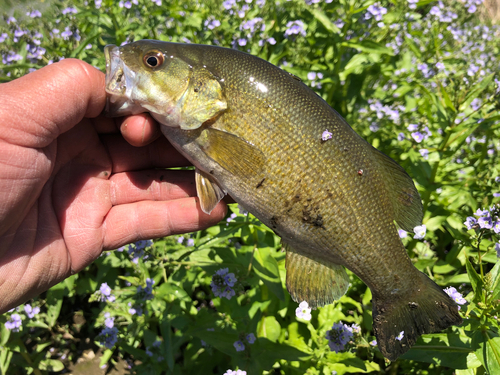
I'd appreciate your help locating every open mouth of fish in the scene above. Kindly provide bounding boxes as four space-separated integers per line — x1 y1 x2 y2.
104 45 143 116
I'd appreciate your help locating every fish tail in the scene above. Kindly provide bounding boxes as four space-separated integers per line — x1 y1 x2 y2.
372 271 462 361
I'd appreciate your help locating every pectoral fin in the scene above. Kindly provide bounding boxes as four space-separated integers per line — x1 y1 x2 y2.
284 242 350 308
195 168 226 214
197 128 265 178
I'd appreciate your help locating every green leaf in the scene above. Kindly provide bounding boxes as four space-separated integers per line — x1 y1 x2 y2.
461 73 495 111
252 247 285 301
342 40 394 55
38 359 64 372
307 8 340 34
249 338 309 373
401 332 475 369
257 316 281 342
472 329 500 374
160 320 175 371
466 257 484 303
45 282 66 328
487 261 500 302
98 349 113 368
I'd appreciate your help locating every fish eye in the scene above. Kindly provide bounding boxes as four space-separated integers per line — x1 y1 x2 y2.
143 50 164 69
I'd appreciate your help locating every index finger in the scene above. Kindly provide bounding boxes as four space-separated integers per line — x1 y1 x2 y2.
0 59 105 148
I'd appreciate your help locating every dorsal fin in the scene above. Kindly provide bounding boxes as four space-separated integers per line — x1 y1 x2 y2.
284 242 350 309
371 148 423 232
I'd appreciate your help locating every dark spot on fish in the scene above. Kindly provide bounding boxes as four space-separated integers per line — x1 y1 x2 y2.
358 169 364 176
312 214 325 229
307 198 312 202
103 171 109 177
270 215 278 229
294 194 301 201
344 147 348 152
209 170 214 175
256 178 266 188
160 174 164 181
380 307 386 314
194 88 199 92
408 302 419 309
394 274 400 282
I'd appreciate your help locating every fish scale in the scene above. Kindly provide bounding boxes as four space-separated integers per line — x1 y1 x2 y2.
104 40 462 360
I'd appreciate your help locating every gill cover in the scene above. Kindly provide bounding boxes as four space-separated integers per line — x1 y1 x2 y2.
151 65 228 130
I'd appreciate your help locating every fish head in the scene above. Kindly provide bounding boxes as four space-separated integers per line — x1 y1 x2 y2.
104 40 227 130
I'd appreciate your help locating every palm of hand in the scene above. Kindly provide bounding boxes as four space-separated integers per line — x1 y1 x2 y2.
0 59 226 312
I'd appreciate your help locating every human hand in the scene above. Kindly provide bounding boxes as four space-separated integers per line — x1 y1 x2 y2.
0 59 227 313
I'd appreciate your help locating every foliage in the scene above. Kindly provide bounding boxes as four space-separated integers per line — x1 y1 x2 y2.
1 0 500 374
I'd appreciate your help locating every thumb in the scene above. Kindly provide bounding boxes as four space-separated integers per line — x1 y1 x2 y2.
0 59 106 148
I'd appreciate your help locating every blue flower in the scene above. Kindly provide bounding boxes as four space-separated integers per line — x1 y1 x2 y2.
97 327 119 349
411 132 425 143
233 340 245 351
419 149 429 160
398 229 407 238
471 98 482 111
246 333 256 344
495 243 500 258
27 10 42 18
365 3 387 22
137 278 155 301
186 238 195 247
5 314 22 331
326 322 353 353
62 7 78 14
478 215 493 229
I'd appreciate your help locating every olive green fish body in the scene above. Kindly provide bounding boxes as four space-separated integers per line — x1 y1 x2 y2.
104 40 462 360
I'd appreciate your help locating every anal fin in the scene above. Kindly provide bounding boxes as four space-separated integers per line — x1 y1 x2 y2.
195 168 226 214
284 243 349 309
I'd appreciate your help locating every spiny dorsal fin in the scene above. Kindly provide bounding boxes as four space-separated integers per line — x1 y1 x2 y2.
371 148 423 232
197 128 265 178
195 168 226 214
284 242 350 309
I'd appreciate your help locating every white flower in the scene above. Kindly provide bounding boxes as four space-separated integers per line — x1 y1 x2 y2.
295 301 312 321
413 225 426 240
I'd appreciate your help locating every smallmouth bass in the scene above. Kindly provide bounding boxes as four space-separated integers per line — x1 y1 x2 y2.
104 40 462 360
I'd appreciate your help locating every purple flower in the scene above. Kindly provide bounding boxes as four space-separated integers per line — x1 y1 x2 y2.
468 64 480 77
495 243 500 258
186 238 195 247
233 340 245 351
7 17 16 24
475 208 489 216
62 7 78 15
284 20 306 37
370 340 377 346
295 301 312 321
224 370 246 375
396 331 404 341
398 229 407 238
365 3 387 22
99 282 116 302
407 124 419 132
464 216 478 230
222 0 237 10
24 304 40 319
322 130 333 141
204 18 221 30
104 313 115 328
5 314 22 331
237 38 247 46
411 132 425 143
326 322 353 353
27 10 42 18
493 221 500 233
471 98 482 111
211 268 237 300
478 215 493 229
397 132 405 141
436 62 445 70
444 286 466 309
246 333 256 344
419 149 429 160
95 0 103 8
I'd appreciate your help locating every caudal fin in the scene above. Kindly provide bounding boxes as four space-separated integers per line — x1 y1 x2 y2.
372 271 463 361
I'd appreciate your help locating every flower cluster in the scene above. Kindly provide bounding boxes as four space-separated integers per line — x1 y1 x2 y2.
210 268 237 299
118 240 153 263
137 278 155 301
407 124 432 144
99 282 116 302
326 322 355 353
177 236 195 246
284 20 306 38
5 313 22 332
464 206 500 232
97 326 119 349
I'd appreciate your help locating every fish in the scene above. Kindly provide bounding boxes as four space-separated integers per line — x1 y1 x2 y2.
104 40 462 360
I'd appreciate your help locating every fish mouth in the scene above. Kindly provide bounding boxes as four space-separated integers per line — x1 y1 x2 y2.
104 44 143 117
